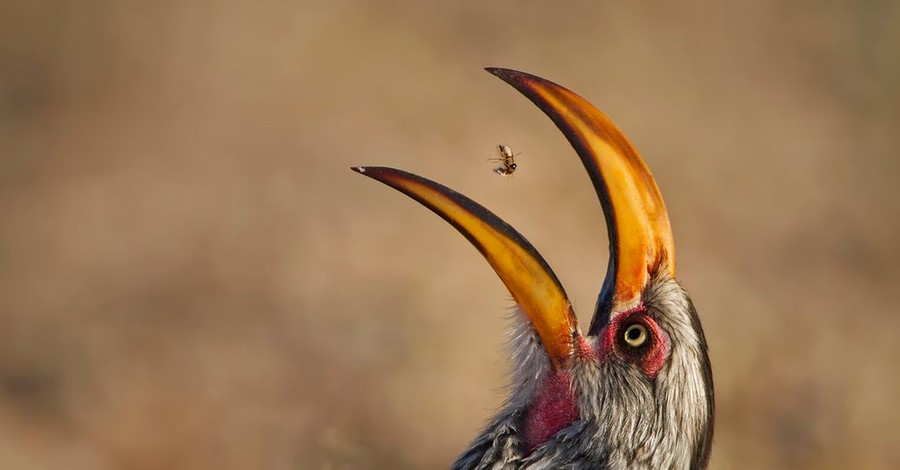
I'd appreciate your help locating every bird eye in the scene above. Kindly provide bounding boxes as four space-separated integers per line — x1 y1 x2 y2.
510 163 517 169
622 323 648 348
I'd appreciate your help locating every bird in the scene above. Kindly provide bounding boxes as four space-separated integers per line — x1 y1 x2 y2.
352 68 714 469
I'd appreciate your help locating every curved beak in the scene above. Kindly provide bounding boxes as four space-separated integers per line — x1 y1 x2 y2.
486 68 675 336
351 166 579 369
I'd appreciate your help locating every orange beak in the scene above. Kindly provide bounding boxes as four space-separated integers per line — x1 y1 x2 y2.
351 166 579 369
353 68 676 364
486 68 675 335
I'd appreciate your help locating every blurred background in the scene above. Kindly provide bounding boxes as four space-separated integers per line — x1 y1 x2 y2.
1 1 898 468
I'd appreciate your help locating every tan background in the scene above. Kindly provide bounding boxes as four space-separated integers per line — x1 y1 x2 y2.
2 1 899 469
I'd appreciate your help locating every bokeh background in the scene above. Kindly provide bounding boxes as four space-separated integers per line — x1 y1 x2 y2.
2 1 899 468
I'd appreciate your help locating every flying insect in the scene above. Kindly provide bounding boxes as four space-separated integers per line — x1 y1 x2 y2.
488 144 519 176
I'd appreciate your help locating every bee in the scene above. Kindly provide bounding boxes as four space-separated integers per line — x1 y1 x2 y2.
488 144 519 176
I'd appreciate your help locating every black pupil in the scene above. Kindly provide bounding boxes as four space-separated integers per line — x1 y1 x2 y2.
510 163 517 169
627 326 642 341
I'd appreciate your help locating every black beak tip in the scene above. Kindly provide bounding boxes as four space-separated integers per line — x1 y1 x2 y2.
485 67 518 80
485 67 542 92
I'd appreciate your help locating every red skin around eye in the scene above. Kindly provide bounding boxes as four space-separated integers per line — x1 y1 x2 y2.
598 306 671 379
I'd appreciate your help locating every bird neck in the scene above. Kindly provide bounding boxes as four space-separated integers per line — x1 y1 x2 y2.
522 370 578 451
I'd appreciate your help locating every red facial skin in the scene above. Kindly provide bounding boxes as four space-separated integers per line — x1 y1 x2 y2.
522 307 671 451
599 306 671 379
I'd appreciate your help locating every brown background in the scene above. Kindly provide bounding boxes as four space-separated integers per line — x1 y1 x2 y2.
2 1 898 469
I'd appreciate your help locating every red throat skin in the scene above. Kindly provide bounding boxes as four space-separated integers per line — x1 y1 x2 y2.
522 370 579 451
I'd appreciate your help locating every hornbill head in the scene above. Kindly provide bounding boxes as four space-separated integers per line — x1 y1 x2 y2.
353 69 714 469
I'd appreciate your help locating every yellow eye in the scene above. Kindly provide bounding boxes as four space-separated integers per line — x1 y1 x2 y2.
623 323 648 348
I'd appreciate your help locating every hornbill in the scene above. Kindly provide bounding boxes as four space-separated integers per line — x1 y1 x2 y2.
353 69 714 469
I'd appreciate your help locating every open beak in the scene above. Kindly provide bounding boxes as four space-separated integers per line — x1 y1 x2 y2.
486 68 675 336
353 68 676 363
351 166 579 369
